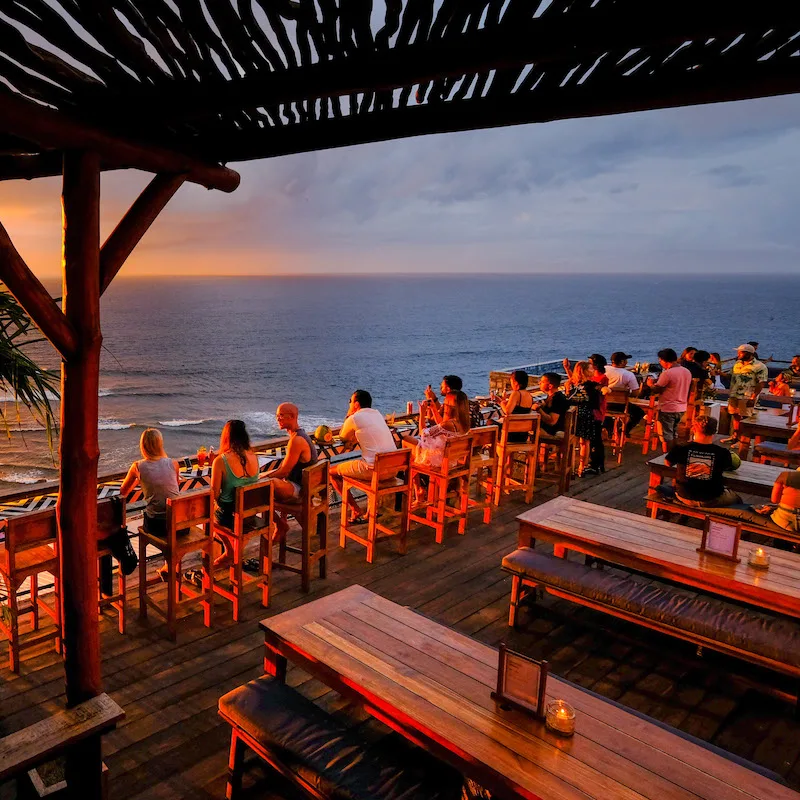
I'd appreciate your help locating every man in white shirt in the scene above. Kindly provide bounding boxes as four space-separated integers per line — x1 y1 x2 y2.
330 389 397 523
604 351 644 436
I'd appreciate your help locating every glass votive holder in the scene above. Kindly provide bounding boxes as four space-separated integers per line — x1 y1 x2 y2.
545 699 575 737
748 547 770 569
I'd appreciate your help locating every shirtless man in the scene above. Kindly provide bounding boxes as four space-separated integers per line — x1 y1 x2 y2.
266 403 318 538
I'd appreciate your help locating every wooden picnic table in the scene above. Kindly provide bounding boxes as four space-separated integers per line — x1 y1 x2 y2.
517 496 800 619
260 585 796 800
738 411 797 457
647 454 785 498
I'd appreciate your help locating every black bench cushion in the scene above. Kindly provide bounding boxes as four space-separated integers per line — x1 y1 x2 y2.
219 677 461 800
502 549 800 668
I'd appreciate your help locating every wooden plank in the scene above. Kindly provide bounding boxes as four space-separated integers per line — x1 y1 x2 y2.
0 693 124 781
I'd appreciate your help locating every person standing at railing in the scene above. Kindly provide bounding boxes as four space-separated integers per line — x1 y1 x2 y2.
721 344 768 446
120 428 181 580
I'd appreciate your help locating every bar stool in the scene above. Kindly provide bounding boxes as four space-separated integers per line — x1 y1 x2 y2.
537 407 577 496
605 389 631 465
273 460 329 594
409 434 473 544
138 488 215 641
339 449 411 563
96 496 128 634
212 479 274 618
494 413 540 505
468 426 498 524
0 508 60 672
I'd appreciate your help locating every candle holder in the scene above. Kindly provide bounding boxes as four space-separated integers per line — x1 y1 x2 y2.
545 699 575 737
748 547 770 569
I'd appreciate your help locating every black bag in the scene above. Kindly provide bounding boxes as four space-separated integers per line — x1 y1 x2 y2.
103 525 138 576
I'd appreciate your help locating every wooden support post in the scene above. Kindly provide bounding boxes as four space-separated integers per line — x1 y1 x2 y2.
57 150 103 798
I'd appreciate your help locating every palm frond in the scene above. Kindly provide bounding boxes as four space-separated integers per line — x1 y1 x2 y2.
0 286 59 448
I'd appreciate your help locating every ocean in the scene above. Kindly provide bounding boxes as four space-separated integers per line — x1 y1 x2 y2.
1 273 797 493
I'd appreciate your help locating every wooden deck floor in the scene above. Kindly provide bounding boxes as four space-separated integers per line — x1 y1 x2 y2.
3 448 800 798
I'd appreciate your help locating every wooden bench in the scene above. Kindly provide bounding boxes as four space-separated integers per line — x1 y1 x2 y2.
503 548 800 690
645 490 800 547
0 693 124 794
218 676 462 800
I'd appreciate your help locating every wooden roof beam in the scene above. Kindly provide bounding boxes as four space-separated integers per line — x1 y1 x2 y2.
211 57 800 163
0 91 239 192
101 1 800 121
0 218 77 360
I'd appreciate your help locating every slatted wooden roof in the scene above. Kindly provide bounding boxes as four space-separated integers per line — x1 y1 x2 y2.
1 0 799 189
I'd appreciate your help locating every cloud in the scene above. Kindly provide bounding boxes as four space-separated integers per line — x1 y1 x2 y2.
2 94 800 277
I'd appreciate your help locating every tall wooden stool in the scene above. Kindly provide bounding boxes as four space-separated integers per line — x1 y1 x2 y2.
138 488 215 641
468 426 498 524
495 414 540 505
212 479 274 619
274 461 329 594
97 497 128 634
605 389 631 465
409 434 472 544
339 449 411 563
628 396 660 454
537 407 577 496
0 508 60 672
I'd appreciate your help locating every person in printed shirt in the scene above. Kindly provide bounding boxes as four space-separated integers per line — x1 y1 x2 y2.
722 344 769 445
666 416 741 507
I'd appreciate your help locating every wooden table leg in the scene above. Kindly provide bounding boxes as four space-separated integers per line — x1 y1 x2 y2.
648 471 661 491
263 643 287 682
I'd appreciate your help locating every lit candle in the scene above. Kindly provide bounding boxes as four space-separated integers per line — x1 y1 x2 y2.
545 700 575 736
748 547 770 569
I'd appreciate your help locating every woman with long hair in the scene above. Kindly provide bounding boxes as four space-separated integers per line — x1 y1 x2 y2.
497 369 535 443
566 361 602 476
120 428 180 535
120 428 181 579
586 354 609 474
211 419 259 567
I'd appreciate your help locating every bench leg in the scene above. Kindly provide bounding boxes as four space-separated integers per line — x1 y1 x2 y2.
227 731 246 800
317 512 328 578
508 576 521 628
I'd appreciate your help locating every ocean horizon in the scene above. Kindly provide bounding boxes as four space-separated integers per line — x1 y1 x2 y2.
2 272 798 492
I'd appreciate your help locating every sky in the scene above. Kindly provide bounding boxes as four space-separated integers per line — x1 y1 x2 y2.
2 92 800 277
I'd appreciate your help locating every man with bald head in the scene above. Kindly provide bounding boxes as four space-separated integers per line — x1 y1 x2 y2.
266 403 318 536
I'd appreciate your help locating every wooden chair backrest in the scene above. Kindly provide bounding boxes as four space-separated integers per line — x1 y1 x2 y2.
606 389 630 408
470 425 498 458
4 508 58 565
788 403 800 427
302 460 329 512
687 378 701 406
234 479 273 520
498 413 539 449
166 489 212 547
371 449 411 489
441 434 473 475
97 497 126 540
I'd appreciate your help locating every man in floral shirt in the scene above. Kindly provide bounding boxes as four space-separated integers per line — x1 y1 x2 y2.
722 344 768 444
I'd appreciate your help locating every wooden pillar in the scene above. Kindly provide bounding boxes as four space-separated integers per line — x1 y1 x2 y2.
58 150 103 798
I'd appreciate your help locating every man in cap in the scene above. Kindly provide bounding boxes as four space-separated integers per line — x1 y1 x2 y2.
603 352 644 436
723 344 768 445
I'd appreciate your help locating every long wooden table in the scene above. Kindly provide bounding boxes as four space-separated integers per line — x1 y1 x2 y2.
260 585 796 800
738 411 797 457
517 497 800 619
647 454 785 498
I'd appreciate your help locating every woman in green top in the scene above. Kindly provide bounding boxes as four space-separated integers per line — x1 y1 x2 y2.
211 419 259 567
